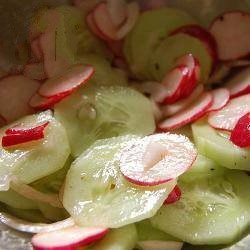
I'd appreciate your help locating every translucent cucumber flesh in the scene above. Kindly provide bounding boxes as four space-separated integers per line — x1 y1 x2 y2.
0 111 70 189
89 224 137 250
192 120 250 171
149 33 212 82
124 7 196 79
151 170 250 245
55 86 155 156
63 136 176 228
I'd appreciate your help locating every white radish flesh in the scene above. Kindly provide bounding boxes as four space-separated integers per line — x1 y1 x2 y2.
208 94 250 131
119 133 197 186
207 88 230 112
107 0 127 26
210 11 250 60
23 63 47 81
29 94 59 111
159 92 212 131
31 37 43 61
0 75 40 122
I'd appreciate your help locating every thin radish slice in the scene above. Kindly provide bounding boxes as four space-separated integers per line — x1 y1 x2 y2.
207 88 230 112
210 11 250 61
31 226 108 250
152 66 190 104
225 67 250 98
0 212 75 234
31 37 43 61
164 185 181 205
208 94 250 131
23 63 47 81
93 3 118 41
107 0 127 26
119 133 197 186
137 240 183 250
0 75 40 123
116 2 140 40
159 92 213 131
161 85 204 117
39 65 94 98
171 25 218 63
230 112 250 148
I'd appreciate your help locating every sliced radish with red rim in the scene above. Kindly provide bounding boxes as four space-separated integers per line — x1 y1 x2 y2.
32 226 108 250
207 88 230 112
119 133 197 186
230 112 250 148
225 67 250 98
106 0 127 26
208 94 250 131
5 122 49 135
159 92 212 131
210 11 250 61
38 65 94 98
29 94 61 111
164 185 182 205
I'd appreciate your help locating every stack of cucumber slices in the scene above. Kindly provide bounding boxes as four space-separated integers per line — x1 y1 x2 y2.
0 0 249 250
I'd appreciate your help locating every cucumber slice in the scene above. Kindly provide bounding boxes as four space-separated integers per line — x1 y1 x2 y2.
63 136 176 228
149 33 212 82
0 189 38 210
37 203 67 222
89 224 137 250
192 120 250 171
136 220 178 241
180 154 225 182
0 111 70 190
151 170 250 245
55 86 155 156
124 7 196 79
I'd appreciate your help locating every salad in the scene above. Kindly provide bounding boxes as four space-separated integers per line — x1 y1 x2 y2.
0 0 249 249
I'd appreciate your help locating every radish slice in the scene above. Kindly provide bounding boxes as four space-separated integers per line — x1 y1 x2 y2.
159 92 213 131
230 112 250 148
2 122 49 148
38 65 94 98
210 11 250 61
208 94 250 131
171 25 218 63
207 88 230 112
137 240 183 250
73 0 101 13
31 37 43 61
93 3 118 41
0 212 75 234
152 66 190 104
23 63 47 81
161 85 204 117
107 0 127 26
225 67 250 98
116 2 139 40
164 185 181 205
119 133 197 186
31 226 108 250
0 75 40 123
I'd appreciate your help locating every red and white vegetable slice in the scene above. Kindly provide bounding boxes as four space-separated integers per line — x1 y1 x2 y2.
93 2 118 41
31 226 108 250
39 65 94 98
159 92 213 131
210 11 250 61
208 94 250 131
230 112 250 148
137 241 183 250
119 133 197 186
152 66 190 104
31 37 43 61
2 122 49 148
23 63 47 81
161 85 204 117
116 2 139 40
0 212 75 234
172 25 218 63
107 0 127 26
225 67 250 98
207 88 230 112
0 75 40 123
29 94 61 110
164 185 182 205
